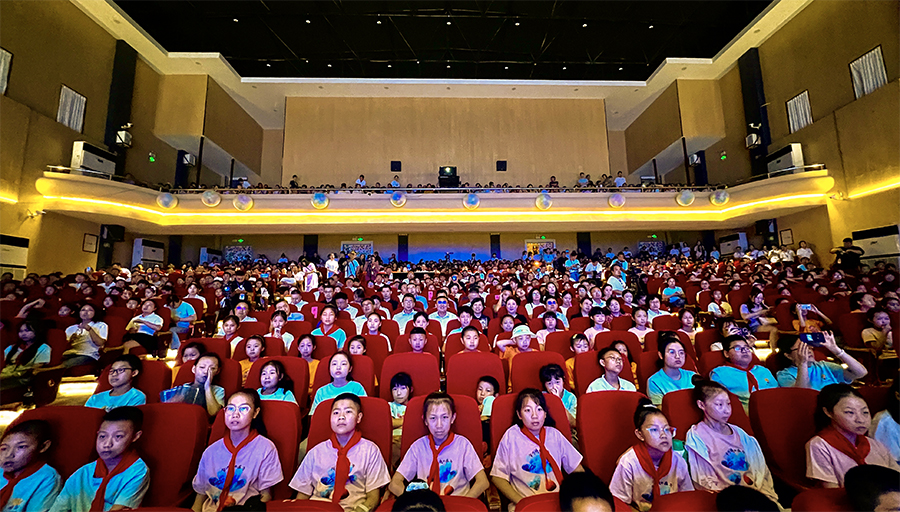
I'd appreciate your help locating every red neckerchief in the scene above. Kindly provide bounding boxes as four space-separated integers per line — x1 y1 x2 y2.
725 362 759 393
319 324 337 336
330 431 363 503
90 450 141 511
427 433 456 495
217 430 259 511
819 425 870 466
520 427 563 491
633 443 673 499
0 461 45 508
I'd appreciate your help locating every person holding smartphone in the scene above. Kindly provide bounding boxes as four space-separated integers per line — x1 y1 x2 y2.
792 303 833 333
774 332 867 390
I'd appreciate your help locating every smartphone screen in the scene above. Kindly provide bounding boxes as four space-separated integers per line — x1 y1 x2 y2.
800 332 826 346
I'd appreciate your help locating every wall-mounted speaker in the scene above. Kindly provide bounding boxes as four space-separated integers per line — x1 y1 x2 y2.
496 160 507 172
391 161 401 172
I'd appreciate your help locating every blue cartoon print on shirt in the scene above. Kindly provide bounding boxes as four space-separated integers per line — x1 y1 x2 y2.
209 466 247 493
521 449 553 490
720 448 751 485
317 465 357 499
640 479 673 503
439 460 457 483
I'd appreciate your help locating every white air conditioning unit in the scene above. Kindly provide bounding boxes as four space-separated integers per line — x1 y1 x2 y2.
854 225 900 267
767 143 804 174
719 232 748 255
182 153 197 167
71 141 116 176
745 133 761 149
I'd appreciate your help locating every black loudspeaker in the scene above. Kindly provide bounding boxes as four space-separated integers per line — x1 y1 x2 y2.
576 232 591 256
391 161 401 172
496 160 507 172
490 234 501 259
398 235 409 262
101 225 125 242
755 219 778 247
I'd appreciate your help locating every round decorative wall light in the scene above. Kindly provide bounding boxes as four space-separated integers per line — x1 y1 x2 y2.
710 190 730 206
608 193 626 208
463 193 480 210
390 191 407 208
156 192 178 209
200 190 221 207
535 193 552 210
311 192 329 210
233 194 254 211
676 190 696 207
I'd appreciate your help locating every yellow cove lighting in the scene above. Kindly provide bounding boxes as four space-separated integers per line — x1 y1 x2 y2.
0 194 18 204
41 193 825 225
847 178 900 199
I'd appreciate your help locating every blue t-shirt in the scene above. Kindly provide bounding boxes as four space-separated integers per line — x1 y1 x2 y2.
647 368 697 406
309 381 367 416
311 327 347 350
559 389 577 417
257 387 297 405
775 361 850 390
662 287 684 303
0 462 62 512
709 364 778 410
84 388 147 411
390 401 407 436
50 458 149 512
172 301 196 329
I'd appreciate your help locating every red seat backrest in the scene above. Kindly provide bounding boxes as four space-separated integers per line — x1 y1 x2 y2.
374 496 487 512
295 335 337 360
577 391 647 482
650 490 719 511
489 392 570 460
380 319 400 342
232 337 286 360
510 351 568 393
837 312 868 348
173 358 243 400
95 360 173 404
244 356 310 409
791 487 854 512
312 354 375 397
47 328 71 366
544 331 576 359
268 501 344 512
284 321 313 340
651 315 681 331
137 403 208 506
13 406 104 479
749 387 819 490
362 335 391 379
399 394 484 458
515 493 561 512
856 384 892 413
642 331 697 359
176 337 232 365
661 388 752 441
308 397 392 467
210 400 300 500
443 332 490 355
335 319 357 338
610 316 634 331
573 351 636 396
104 316 129 349
379 353 441 400
694 329 723 355
393 332 441 358
236 321 268 339
568 316 591 334
446 351 507 397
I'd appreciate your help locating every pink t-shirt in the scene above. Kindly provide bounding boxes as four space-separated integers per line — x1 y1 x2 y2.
806 435 900 486
289 437 391 511
396 434 484 496
688 421 754 491
609 447 694 511
192 435 283 512
628 327 653 347
490 426 582 497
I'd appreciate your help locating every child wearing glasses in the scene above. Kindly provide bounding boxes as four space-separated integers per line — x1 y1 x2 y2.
191 389 283 510
587 348 637 392
610 399 692 511
85 354 147 411
709 335 778 412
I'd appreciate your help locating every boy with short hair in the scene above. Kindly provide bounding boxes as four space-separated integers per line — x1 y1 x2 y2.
289 394 390 511
85 354 147 411
458 326 482 354
50 407 149 511
408 328 428 355
0 419 62 510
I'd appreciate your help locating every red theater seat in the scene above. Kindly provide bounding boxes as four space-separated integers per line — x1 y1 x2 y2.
244 356 310 410
267 502 344 512
749 387 819 490
379 353 441 400
173 358 243 400
232 336 286 360
12 406 104 479
489 392 569 460
399 394 484 458
393 332 442 358
210 400 301 500
577 391 647 482
543 331 576 359
446 351 506 397
791 487 854 511
175 337 231 365
308 397 392 467
661 388 751 441
651 315 681 331
137 403 208 507
312 353 375 397
510 351 568 393
650 490 718 511
444 332 491 354
95 359 172 404
376 496 487 512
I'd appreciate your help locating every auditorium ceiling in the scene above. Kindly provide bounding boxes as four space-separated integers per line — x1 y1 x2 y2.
114 0 772 81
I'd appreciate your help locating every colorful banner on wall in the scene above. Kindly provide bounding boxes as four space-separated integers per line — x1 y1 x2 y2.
341 241 374 256
637 241 666 256
524 239 556 256
223 245 254 263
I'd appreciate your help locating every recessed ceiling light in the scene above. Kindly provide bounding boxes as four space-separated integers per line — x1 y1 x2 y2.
648 25 654 29
446 21 452 25
266 63 271 67
327 64 332 67
318 86 324 89
504 66 509 70
562 66 567 70
515 22 520 26
574 88 579 91
384 86 389 89
387 64 392 68
376 20 382 24
583 23 588 28
619 67 623 71
447 65 451 68
233 18 239 22
416 61 420 64
305 19 310 24
511 87 517 90
446 86 451 90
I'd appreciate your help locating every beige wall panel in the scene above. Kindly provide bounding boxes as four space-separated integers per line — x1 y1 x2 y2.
625 84 682 172
0 95 30 198
204 79 264 173
705 67 753 185
677 80 726 140
607 131 629 179
261 130 285 186
153 75 207 140
283 97 609 187
125 59 181 186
